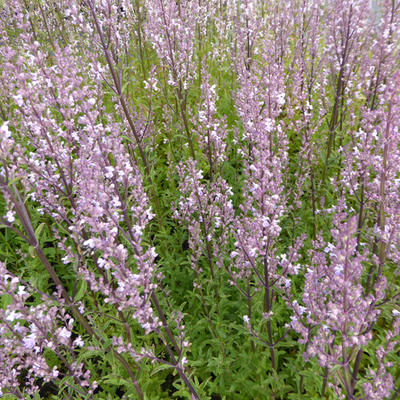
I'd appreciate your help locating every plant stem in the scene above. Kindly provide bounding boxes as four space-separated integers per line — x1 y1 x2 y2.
321 366 329 397
263 255 276 370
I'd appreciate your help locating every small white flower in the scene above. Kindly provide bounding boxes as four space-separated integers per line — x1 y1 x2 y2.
59 327 71 340
298 306 306 315
324 243 335 253
133 224 143 235
6 310 22 321
61 255 71 265
249 247 258 257
17 286 27 296
334 265 344 276
14 322 24 333
83 238 95 249
23 333 36 349
97 257 106 268
5 210 15 223
0 121 11 139
13 94 23 107
52 366 59 378
104 166 114 179
73 336 84 347
243 315 249 323
277 92 285 106
111 196 121 208
293 264 301 274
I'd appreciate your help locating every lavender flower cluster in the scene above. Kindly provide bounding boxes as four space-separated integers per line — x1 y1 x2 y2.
0 0 400 399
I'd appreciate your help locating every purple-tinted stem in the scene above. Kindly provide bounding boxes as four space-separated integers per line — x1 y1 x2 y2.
263 255 276 370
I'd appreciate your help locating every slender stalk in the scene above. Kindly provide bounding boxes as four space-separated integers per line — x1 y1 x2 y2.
350 350 363 395
322 6 353 184
321 366 329 397
178 88 196 160
156 327 201 400
151 292 180 354
263 255 276 370
310 163 317 239
247 283 256 353
37 1 56 52
134 0 147 81
378 103 391 270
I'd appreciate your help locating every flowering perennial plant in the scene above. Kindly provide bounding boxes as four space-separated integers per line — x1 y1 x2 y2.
1 0 400 399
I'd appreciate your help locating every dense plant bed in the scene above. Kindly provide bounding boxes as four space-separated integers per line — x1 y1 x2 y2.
1 0 400 399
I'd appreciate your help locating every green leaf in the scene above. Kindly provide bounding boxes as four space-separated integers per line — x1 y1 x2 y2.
34 222 46 239
43 349 61 369
28 245 36 258
0 294 12 309
74 279 87 301
150 363 174 377
76 349 103 362
121 81 130 95
101 375 128 386
121 134 135 145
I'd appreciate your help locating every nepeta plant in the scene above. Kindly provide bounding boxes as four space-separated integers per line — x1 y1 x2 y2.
0 0 400 399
